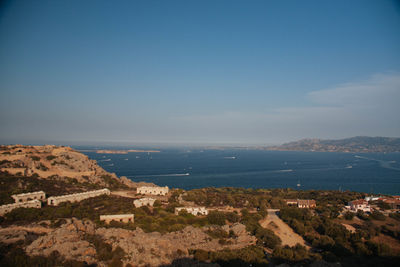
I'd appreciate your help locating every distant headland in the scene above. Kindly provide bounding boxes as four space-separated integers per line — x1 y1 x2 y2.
264 136 400 153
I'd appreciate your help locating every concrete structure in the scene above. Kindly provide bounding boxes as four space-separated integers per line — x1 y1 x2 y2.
364 196 380 202
133 197 156 208
285 199 316 208
47 188 110 206
0 200 41 216
175 206 208 216
137 186 169 196
12 191 46 203
100 214 134 224
347 199 371 212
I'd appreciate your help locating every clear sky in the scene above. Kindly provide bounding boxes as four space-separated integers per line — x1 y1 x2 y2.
1 0 400 145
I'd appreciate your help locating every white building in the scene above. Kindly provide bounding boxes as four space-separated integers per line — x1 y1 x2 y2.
136 186 169 196
347 199 371 212
364 196 380 202
133 197 156 208
0 200 41 216
12 191 46 203
175 206 208 216
47 188 110 206
100 214 134 224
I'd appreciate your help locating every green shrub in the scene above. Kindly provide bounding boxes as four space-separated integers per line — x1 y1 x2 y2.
370 211 386 221
255 227 281 249
207 211 226 225
344 211 355 220
46 155 56 160
272 244 310 264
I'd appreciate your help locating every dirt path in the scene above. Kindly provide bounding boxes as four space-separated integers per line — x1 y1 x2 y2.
259 209 308 248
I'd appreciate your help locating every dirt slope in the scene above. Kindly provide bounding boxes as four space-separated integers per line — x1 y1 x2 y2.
259 209 308 248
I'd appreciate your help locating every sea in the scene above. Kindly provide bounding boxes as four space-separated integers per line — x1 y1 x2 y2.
79 148 400 195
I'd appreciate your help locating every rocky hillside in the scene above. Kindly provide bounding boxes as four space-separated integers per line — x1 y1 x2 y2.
266 136 400 153
1 218 254 267
0 145 150 189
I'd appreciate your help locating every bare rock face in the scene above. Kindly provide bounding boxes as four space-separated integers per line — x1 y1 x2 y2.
21 218 255 267
25 218 97 264
96 223 256 266
119 175 156 188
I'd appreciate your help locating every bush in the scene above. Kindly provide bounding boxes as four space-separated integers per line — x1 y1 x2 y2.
344 211 355 220
370 211 386 221
206 228 229 239
255 227 281 249
389 213 400 221
272 244 310 263
209 246 268 265
225 212 240 223
46 155 56 160
207 211 226 226
356 210 369 220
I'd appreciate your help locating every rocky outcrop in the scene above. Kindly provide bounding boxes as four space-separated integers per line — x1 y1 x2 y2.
16 218 255 267
0 145 154 189
25 218 97 264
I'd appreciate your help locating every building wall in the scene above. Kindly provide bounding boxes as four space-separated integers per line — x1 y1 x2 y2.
12 191 46 203
175 207 208 216
133 197 156 208
100 214 134 224
137 186 169 196
47 188 110 206
0 200 41 216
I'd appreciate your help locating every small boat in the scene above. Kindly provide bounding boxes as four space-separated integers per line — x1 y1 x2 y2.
345 165 353 169
224 156 236 159
297 180 301 187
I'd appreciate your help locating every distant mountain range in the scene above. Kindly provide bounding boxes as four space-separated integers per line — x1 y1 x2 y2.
265 136 400 153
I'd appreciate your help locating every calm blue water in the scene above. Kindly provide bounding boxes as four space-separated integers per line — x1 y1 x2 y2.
80 149 400 195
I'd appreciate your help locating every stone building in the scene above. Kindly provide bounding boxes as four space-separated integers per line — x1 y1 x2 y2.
136 186 169 196
175 206 208 216
100 214 134 224
12 191 46 203
0 200 41 216
285 199 316 208
47 188 110 206
133 197 156 208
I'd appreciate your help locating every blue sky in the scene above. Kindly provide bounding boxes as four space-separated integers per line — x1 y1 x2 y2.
1 0 400 145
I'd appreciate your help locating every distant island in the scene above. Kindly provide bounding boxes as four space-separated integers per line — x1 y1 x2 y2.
265 136 400 153
96 149 161 154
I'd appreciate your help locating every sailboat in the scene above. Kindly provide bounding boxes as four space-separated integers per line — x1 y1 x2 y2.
297 180 301 187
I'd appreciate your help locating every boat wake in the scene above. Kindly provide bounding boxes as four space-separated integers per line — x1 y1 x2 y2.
355 155 400 171
275 169 293 173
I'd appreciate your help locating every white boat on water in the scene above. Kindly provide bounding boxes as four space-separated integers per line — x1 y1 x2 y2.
224 156 236 159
